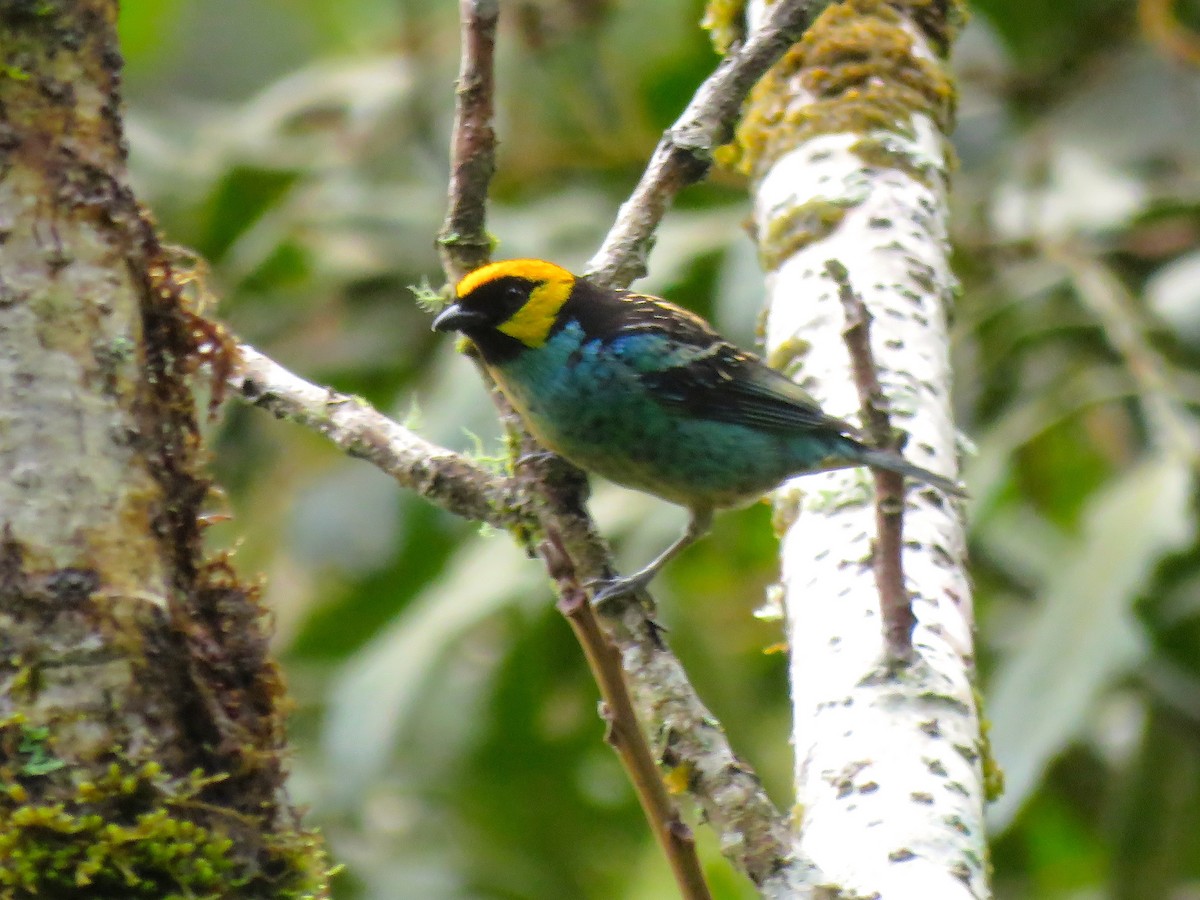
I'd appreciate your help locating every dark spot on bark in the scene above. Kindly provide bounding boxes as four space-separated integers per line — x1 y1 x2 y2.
43 567 100 607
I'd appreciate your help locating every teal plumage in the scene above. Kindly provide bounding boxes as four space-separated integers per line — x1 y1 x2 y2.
496 320 850 508
433 259 962 600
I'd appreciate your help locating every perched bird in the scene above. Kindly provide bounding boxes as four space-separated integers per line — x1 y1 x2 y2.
433 259 962 601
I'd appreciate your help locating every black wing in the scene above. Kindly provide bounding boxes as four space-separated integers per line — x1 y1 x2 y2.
592 289 854 436
641 339 855 435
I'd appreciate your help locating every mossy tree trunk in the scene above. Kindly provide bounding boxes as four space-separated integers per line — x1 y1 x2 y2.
0 3 330 896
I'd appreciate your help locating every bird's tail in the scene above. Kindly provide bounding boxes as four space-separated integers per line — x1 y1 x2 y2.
856 447 966 498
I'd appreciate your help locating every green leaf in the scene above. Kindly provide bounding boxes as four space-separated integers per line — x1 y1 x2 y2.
321 534 537 801
987 456 1196 831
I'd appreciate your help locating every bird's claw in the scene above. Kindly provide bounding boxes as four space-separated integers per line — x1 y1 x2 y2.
514 450 557 471
588 574 649 610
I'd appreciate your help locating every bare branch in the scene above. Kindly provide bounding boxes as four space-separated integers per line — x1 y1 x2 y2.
585 0 826 289
1052 243 1200 466
826 259 913 663
601 599 802 890
438 0 500 281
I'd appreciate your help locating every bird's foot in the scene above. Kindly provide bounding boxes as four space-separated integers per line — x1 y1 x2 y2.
589 573 653 610
513 449 557 471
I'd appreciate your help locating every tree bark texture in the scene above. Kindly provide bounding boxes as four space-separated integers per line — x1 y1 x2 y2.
740 0 992 896
0 4 330 896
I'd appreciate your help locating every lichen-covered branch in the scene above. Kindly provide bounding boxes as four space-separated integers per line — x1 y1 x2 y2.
521 456 803 893
741 0 989 895
600 598 808 895
585 0 828 289
232 343 527 531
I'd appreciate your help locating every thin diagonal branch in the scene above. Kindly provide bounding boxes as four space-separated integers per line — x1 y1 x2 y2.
524 453 799 890
1051 243 1200 466
543 532 714 900
585 0 827 289
230 342 790 890
826 259 912 663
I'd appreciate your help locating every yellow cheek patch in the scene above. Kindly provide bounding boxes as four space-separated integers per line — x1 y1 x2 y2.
496 269 574 348
454 259 577 349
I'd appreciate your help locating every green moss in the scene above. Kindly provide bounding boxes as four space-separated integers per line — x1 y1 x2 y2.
0 755 335 899
728 0 959 180
0 763 236 897
17 724 66 776
852 133 946 188
978 714 1005 803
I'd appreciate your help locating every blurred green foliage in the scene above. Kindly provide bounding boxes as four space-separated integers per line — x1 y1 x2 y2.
118 0 1200 896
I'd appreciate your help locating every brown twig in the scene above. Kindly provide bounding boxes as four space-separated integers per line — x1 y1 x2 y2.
1139 0 1200 67
438 0 500 282
585 0 826 289
826 259 913 663
542 532 714 900
599 604 800 888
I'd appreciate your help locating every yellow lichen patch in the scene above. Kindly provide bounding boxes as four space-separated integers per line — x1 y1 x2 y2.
765 335 812 377
974 689 1006 803
728 0 960 179
701 0 747 54
758 198 851 271
662 760 696 795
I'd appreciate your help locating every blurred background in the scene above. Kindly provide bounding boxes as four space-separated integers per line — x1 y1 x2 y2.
117 0 1200 896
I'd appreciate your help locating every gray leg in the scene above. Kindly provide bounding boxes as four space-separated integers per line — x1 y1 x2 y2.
592 506 714 605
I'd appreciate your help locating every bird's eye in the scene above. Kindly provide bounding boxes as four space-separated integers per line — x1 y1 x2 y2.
506 285 526 305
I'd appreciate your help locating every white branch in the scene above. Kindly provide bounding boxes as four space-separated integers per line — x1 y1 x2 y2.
746 4 989 897
232 343 522 529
